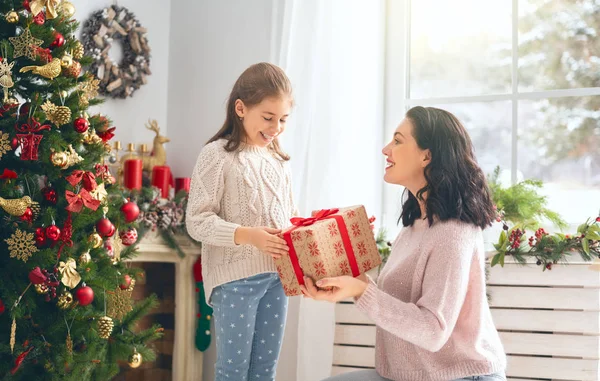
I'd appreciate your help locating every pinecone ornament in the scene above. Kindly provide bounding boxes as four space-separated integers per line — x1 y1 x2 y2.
73 41 84 60
98 316 114 339
41 101 71 126
141 211 158 229
158 208 174 230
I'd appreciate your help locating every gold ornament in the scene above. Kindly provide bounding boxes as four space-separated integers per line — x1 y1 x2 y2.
82 128 103 145
128 349 143 368
89 232 103 249
0 58 16 104
6 11 18 23
41 100 72 127
9 28 44 60
97 316 114 339
0 196 38 217
90 183 107 203
66 332 73 355
57 291 74 309
62 60 81 78
5 229 38 262
20 58 62 80
142 120 170 171
59 90 68 99
0 130 11 160
50 145 83 169
112 232 124 264
30 0 60 19
106 283 134 321
78 77 100 107
58 258 81 289
35 283 49 294
73 40 84 60
61 52 73 68
10 318 16 353
79 251 92 265
60 1 75 18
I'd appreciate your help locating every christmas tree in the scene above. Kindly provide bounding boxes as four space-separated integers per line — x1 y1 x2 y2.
0 1 161 379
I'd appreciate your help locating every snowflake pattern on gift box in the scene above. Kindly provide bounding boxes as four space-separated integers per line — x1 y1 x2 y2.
305 230 313 237
313 261 326 277
291 231 302 242
308 241 320 256
357 241 368 257
347 210 356 218
339 260 350 273
351 223 361 237
334 241 344 257
362 259 373 272
328 222 338 237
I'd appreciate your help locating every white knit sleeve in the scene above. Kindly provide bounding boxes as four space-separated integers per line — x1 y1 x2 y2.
284 163 299 217
185 141 240 246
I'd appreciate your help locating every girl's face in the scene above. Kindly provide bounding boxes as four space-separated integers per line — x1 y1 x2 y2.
235 95 292 147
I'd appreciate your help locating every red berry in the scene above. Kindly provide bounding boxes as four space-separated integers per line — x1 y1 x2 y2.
546 263 552 270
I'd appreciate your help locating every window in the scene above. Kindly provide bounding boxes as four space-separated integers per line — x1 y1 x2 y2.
382 0 600 234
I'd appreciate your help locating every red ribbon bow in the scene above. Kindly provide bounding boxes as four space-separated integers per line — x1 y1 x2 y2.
290 208 339 227
66 170 97 191
0 169 17 180
65 189 101 213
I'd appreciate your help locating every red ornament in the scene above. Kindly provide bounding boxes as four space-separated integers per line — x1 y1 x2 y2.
73 117 89 133
0 169 17 180
42 186 57 204
97 217 115 237
28 267 47 284
46 224 61 241
33 10 45 24
22 0 30 11
0 297 5 314
121 201 140 223
120 275 132 290
75 284 94 306
11 137 19 150
15 117 51 161
63 61 81 78
35 227 46 246
104 239 114 257
596 217 600 222
50 32 65 49
95 116 110 132
20 207 33 223
119 227 138 246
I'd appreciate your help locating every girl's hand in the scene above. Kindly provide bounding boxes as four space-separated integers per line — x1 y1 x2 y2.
235 227 289 259
300 274 369 302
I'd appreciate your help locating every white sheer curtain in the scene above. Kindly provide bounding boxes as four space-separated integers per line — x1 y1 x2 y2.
271 1 386 380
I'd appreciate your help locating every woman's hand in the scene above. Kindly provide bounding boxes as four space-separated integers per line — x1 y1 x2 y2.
235 227 289 259
300 273 369 302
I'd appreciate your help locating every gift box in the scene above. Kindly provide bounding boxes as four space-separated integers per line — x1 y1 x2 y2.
275 205 381 296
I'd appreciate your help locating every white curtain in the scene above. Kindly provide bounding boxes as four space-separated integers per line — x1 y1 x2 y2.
271 1 386 380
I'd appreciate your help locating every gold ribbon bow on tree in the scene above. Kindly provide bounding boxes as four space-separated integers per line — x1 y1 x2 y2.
58 258 81 289
30 0 61 19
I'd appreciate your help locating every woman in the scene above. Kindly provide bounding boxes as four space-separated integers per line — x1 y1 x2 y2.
301 107 507 381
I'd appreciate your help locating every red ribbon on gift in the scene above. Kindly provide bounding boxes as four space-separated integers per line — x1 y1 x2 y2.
15 117 51 161
283 208 360 287
65 189 101 213
66 170 97 191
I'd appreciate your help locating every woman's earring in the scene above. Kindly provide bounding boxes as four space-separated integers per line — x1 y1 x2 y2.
239 117 243 121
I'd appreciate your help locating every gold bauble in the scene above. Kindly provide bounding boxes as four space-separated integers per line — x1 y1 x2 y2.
35 284 49 294
73 41 84 60
51 151 68 168
79 251 92 265
6 11 18 23
89 232 103 249
61 53 73 68
62 61 81 78
97 316 114 339
57 292 74 310
128 350 143 368
61 1 76 18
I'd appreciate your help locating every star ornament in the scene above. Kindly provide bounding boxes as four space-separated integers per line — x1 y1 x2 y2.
9 28 44 60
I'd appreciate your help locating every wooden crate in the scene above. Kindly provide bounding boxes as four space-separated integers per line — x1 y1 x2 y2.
331 259 600 381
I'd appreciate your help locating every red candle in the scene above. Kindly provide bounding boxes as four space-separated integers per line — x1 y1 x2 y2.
123 159 142 190
175 177 191 193
152 165 171 198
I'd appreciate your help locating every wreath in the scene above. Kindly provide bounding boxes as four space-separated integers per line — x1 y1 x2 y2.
81 5 151 99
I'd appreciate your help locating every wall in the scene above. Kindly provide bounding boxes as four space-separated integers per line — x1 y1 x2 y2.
70 0 171 153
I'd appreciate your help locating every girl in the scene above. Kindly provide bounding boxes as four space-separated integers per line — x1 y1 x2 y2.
302 107 507 381
186 62 296 381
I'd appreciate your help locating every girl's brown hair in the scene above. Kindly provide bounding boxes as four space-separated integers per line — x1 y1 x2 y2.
207 62 293 161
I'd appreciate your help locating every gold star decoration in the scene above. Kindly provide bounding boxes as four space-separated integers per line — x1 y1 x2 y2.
106 279 135 321
0 130 11 159
9 28 44 60
5 229 38 262
78 77 100 107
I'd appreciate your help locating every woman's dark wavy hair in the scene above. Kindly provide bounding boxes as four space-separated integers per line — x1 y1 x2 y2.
399 106 495 229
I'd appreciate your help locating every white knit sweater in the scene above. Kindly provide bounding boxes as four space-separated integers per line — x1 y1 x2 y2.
185 139 296 304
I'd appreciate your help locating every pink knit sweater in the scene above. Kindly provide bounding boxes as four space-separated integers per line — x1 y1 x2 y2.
356 218 506 381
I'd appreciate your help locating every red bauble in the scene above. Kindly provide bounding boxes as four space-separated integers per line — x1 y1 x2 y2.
45 224 61 241
22 0 30 11
35 227 46 246
75 284 94 306
596 217 600 222
119 227 138 246
11 137 19 150
73 117 89 133
33 10 45 24
97 218 115 237
50 32 65 49
42 187 57 204
20 207 33 223
120 201 140 223
0 298 4 314
120 275 132 290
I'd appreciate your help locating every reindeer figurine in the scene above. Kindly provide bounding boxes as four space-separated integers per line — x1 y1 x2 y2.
142 119 170 171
